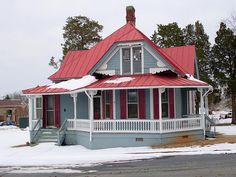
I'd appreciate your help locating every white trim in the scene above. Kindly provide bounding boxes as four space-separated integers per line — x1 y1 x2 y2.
159 88 162 133
90 95 94 142
200 89 205 137
126 89 139 119
96 47 120 72
95 70 116 75
141 46 144 74
28 97 33 130
113 90 116 119
33 97 37 120
130 48 133 74
143 46 173 73
120 48 122 75
70 93 78 124
150 88 154 120
117 42 143 47
173 88 176 118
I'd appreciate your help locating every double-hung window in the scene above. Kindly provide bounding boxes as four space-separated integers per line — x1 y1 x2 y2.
161 89 169 118
105 91 111 118
35 97 42 120
127 90 138 118
122 46 142 74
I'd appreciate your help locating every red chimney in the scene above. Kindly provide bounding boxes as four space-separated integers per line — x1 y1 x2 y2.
126 6 136 26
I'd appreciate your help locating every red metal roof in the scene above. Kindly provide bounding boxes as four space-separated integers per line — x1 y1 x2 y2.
49 23 192 81
23 74 209 95
22 86 69 94
86 74 209 89
160 45 195 76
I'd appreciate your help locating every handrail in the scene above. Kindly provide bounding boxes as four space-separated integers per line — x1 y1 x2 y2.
57 119 68 146
31 119 42 144
205 114 216 136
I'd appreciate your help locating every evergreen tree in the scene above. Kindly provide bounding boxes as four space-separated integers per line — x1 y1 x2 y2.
49 16 103 69
151 22 184 48
211 22 236 124
183 21 212 83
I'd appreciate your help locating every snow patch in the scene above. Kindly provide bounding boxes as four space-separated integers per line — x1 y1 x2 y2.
105 77 134 84
216 125 236 135
186 74 206 84
0 125 236 167
49 75 97 90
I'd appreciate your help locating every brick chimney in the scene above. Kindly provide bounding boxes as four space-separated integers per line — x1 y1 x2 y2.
126 6 136 26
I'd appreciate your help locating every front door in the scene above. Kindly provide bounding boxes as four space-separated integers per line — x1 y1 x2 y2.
93 97 101 120
46 95 55 127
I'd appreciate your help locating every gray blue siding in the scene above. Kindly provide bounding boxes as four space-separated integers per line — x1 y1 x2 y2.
65 130 204 149
60 95 73 123
175 88 182 118
143 48 157 73
77 92 89 119
115 90 120 119
106 50 120 74
145 89 150 119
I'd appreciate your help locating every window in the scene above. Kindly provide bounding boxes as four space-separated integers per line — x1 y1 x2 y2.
122 48 131 74
36 97 42 119
122 46 142 74
46 96 55 126
161 89 169 118
127 90 138 118
105 91 110 118
133 47 142 73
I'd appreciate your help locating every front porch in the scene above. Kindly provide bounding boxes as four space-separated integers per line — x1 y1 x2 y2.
26 74 214 148
67 116 202 133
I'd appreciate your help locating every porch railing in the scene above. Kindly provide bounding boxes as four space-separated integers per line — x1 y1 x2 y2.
67 119 90 131
66 117 202 133
31 119 42 143
93 119 160 133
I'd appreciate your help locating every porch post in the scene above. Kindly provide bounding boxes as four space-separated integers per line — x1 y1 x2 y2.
200 89 205 137
159 88 163 133
28 96 33 131
205 96 209 116
71 93 78 129
87 90 97 142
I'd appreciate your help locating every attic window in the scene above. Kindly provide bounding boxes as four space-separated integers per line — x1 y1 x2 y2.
121 47 142 74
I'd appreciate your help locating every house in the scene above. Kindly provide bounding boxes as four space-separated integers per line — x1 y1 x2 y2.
0 99 28 124
23 6 214 149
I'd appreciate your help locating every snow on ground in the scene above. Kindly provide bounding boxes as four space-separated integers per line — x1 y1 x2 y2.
216 125 236 135
0 125 236 172
210 111 232 125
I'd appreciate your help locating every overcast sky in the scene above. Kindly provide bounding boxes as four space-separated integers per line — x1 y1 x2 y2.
0 0 235 98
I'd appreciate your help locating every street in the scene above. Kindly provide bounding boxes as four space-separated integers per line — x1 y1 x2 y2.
1 154 236 177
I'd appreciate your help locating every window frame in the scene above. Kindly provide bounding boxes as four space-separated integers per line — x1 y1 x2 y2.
104 91 111 119
46 95 55 127
127 89 139 119
121 45 143 75
35 97 42 120
161 89 169 118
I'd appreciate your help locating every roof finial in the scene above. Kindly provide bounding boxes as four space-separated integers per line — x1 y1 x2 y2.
126 6 136 26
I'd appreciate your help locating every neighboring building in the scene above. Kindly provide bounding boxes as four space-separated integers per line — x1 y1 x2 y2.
0 99 28 124
23 6 214 149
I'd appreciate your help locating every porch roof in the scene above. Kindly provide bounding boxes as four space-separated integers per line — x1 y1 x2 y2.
85 74 210 90
23 74 210 95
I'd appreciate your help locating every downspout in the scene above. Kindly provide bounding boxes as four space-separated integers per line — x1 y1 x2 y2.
202 86 214 136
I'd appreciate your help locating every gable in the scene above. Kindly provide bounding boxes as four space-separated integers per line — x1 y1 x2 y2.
49 23 193 81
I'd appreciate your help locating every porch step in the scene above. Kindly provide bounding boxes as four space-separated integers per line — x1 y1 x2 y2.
37 129 58 143
205 131 215 138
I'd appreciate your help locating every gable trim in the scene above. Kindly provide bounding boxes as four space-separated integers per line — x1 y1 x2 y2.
143 43 175 74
